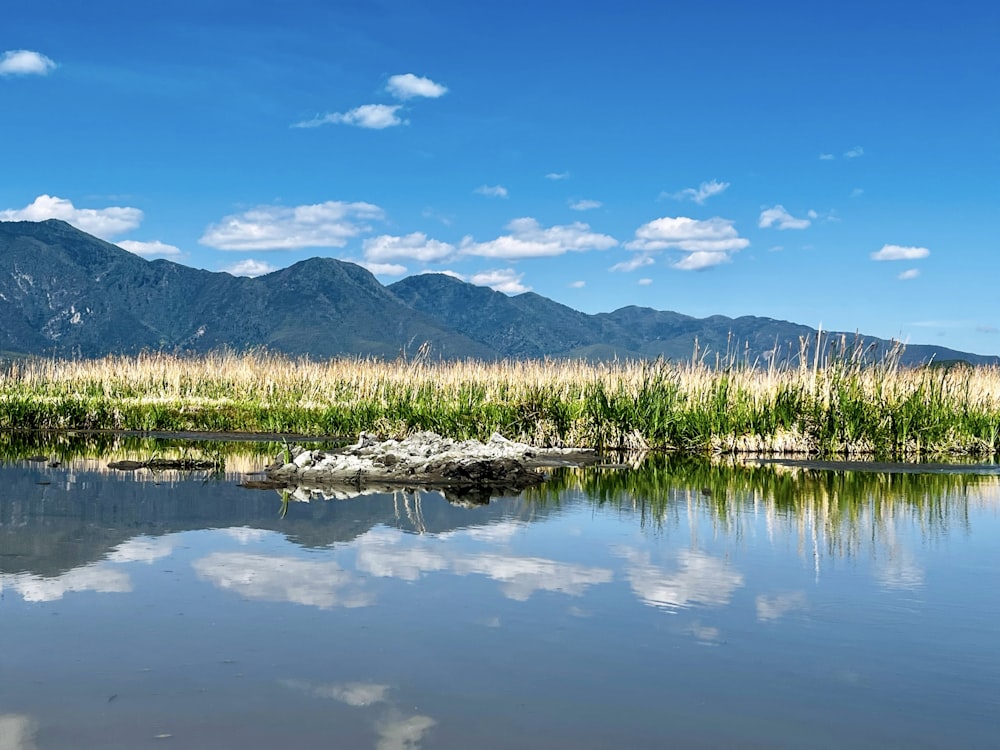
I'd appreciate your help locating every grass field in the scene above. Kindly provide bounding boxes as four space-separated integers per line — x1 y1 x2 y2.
1 347 998 457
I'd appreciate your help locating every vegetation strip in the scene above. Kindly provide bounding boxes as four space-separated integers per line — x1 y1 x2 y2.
1 351 999 457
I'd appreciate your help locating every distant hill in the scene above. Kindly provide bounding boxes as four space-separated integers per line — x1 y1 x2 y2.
1 219 997 367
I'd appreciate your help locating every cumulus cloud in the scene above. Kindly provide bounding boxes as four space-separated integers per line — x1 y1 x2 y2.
673 250 732 270
666 179 729 205
474 184 508 198
117 240 183 259
2 564 131 602
107 536 177 564
617 548 744 612
0 714 38 750
469 268 530 294
460 217 617 259
569 199 602 211
625 216 748 271
756 591 809 622
871 244 930 261
293 104 405 129
359 261 407 276
222 259 278 277
377 714 437 750
545 171 570 181
638 278 652 286
609 254 655 272
363 232 455 263
569 280 585 288
844 146 864 158
897 268 920 280
193 552 373 609
0 194 143 239
282 679 391 707
200 201 383 250
0 49 56 76
819 153 835 160
452 553 613 602
758 205 811 230
386 73 447 100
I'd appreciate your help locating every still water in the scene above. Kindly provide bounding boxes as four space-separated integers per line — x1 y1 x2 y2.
1 437 999 749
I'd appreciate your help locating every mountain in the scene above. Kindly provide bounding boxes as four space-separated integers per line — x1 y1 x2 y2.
390 273 998 367
1 219 996 366
0 219 491 359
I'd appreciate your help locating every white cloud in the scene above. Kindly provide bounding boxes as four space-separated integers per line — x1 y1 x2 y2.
610 254 655 272
844 145 864 158
756 591 808 622
0 49 56 76
363 232 455 263
461 217 617 259
200 201 383 250
293 104 406 129
871 244 930 261
359 261 407 276
569 199 602 211
0 714 38 750
469 268 530 294
569 280 585 288
618 548 744 612
376 714 437 750
222 259 278 277
2 564 131 602
897 268 920 280
638 278 652 286
876 546 924 591
626 216 749 254
0 194 143 239
117 240 183 259
474 184 508 198
758 205 811 230
107 536 176 563
667 179 730 205
819 153 835 160
626 216 748 253
452 553 613 602
545 171 570 181
193 552 373 609
386 73 448 100
673 250 731 270
222 527 271 544
850 187 864 198
282 679 390 707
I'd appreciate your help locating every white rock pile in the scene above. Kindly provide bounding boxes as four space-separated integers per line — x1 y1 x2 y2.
265 431 595 492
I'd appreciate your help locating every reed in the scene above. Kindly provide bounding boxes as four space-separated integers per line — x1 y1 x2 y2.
1 346 998 456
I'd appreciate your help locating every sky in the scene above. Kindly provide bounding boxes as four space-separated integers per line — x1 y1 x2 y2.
2 0 999 354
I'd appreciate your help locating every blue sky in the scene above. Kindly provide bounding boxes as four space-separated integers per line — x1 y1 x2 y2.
3 0 998 354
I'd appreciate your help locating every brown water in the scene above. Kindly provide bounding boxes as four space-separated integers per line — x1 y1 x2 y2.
1 444 999 749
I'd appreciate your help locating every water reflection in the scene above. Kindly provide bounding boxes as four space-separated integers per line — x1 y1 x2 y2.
0 714 38 750
1 436 999 748
615 547 744 611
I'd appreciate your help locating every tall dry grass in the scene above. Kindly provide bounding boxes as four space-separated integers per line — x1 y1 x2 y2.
1 347 999 455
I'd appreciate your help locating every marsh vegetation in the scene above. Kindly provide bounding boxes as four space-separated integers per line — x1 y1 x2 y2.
1 347 998 457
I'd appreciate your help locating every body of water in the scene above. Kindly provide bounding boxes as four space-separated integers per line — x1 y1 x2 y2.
1 441 999 749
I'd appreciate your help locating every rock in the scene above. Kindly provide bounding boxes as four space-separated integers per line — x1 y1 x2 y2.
263 430 597 497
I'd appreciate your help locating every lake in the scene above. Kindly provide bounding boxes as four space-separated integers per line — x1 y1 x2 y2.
1 437 999 749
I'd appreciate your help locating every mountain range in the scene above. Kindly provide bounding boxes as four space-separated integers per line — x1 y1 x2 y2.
1 219 995 367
